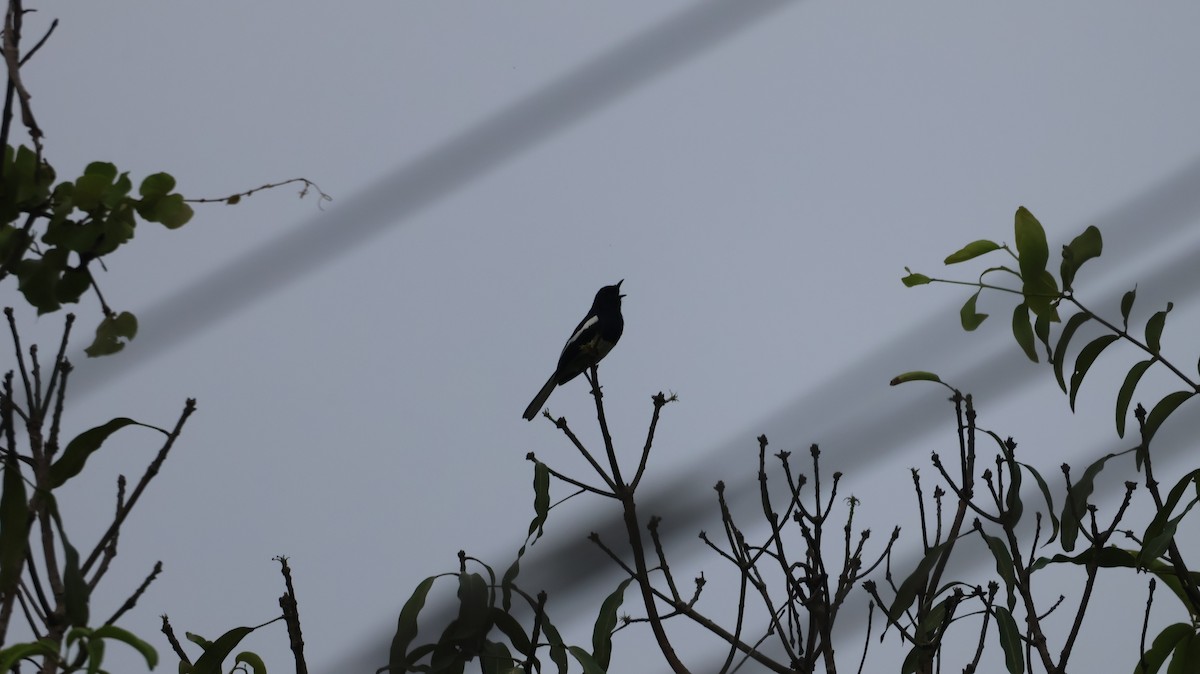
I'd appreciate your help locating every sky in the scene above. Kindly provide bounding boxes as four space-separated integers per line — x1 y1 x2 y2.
4 1 1200 672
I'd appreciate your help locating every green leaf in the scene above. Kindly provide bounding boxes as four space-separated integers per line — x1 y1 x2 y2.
980 530 1017 610
960 290 988 331
1014 206 1049 284
55 267 91 306
1060 450 1124 552
91 625 159 671
531 461 550 539
1146 303 1174 355
139 172 177 198
0 640 58 674
901 270 931 287
1060 225 1102 291
389 576 437 672
1034 313 1052 360
887 542 948 624
1142 470 1200 555
145 193 194 229
190 626 256 674
1116 360 1155 439
453 573 491 640
1121 287 1137 330
567 646 606 674
1169 632 1200 674
61 534 89 627
1052 312 1092 393
944 239 1001 264
50 418 141 488
480 640 516 674
234 651 266 674
540 619 569 674
994 606 1024 674
1068 334 1120 411
85 311 139 357
1137 623 1193 674
1011 303 1037 362
889 371 942 386
593 578 632 671
489 608 532 657
85 636 103 674
15 247 70 314
1143 391 1195 445
0 452 29 593
1023 269 1060 322
1138 502 1196 567
1017 461 1060 545
185 632 211 648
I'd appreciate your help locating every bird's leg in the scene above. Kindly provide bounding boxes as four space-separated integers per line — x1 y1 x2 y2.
585 364 602 400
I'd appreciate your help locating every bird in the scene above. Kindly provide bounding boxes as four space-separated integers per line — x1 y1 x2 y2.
523 281 625 420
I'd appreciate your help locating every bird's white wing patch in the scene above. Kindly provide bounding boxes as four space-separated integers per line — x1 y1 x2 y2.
561 316 599 354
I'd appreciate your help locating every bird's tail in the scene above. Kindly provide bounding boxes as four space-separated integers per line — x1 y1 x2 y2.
522 374 558 421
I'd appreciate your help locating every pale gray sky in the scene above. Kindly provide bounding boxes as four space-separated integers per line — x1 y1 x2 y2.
5 2 1200 672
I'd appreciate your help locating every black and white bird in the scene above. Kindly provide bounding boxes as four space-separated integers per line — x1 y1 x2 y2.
523 281 625 421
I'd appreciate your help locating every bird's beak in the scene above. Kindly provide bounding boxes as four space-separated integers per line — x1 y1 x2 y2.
617 279 625 297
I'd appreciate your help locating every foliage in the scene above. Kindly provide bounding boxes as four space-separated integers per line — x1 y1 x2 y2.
0 3 326 672
391 207 1200 674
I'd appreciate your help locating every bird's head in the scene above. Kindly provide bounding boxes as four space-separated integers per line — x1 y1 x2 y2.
594 280 625 307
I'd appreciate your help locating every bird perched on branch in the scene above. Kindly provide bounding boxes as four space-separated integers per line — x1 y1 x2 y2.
523 281 625 420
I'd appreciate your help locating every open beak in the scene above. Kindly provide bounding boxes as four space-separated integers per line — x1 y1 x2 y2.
617 279 625 297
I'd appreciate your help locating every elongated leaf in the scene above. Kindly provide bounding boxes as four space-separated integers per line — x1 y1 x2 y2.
887 542 948 624
1143 470 1200 547
91 626 158 670
448 572 491 644
914 598 948 640
994 606 1024 674
85 637 104 674
593 578 632 670
234 651 266 674
1069 334 1120 411
489 608 532 657
50 418 141 488
1136 622 1192 674
1060 451 1123 552
1138 504 1195 567
1121 287 1137 330
531 461 550 539
1143 391 1195 445
191 626 256 674
1034 313 1052 360
980 530 1017 610
540 619 569 674
945 239 1001 264
1169 632 1200 674
890 371 942 386
1014 207 1049 284
1012 303 1037 362
61 535 89 627
1146 303 1174 355
389 576 437 671
567 646 606 674
0 640 58 674
1017 462 1060 545
960 290 988 331
0 455 28 593
1060 225 1102 291
1053 312 1093 392
1117 360 1155 438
